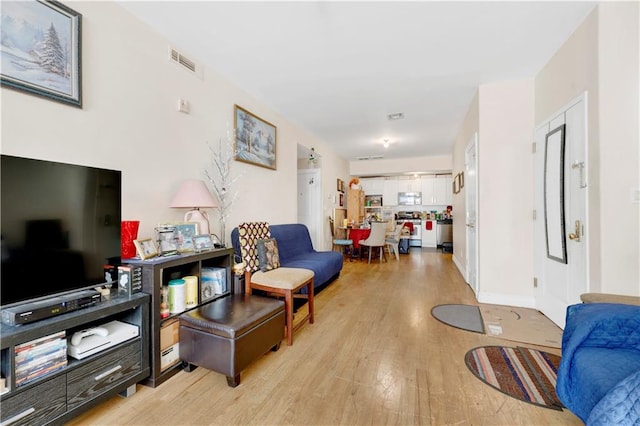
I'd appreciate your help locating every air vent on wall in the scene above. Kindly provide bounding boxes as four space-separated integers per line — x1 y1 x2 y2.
356 156 370 161
168 46 203 79
387 112 404 121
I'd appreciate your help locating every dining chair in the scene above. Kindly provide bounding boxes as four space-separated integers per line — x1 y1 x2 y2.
329 217 353 261
385 224 403 261
359 221 388 263
237 222 314 346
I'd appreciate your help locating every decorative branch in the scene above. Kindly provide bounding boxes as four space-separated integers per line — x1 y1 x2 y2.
204 125 241 246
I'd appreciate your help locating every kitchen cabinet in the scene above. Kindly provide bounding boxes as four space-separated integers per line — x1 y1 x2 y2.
360 179 383 196
422 220 437 247
435 175 453 205
382 179 398 206
397 178 421 193
421 175 452 205
421 176 436 204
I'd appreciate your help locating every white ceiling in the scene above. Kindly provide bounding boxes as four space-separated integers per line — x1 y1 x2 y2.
120 1 597 161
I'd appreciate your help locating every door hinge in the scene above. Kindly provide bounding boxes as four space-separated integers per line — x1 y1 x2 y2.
533 277 538 288
533 209 537 220
532 142 536 153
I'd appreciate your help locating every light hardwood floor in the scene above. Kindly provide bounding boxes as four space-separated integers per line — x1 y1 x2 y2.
68 249 582 425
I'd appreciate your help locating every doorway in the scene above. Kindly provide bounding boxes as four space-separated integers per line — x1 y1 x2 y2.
533 93 589 328
297 145 323 249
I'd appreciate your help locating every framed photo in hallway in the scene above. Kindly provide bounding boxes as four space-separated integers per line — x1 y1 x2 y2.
234 105 277 170
0 1 83 108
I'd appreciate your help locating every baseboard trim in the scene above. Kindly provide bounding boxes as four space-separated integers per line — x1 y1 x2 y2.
452 254 467 282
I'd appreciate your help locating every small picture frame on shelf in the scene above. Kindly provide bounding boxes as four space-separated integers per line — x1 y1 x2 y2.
193 234 214 253
133 238 158 260
173 222 199 252
155 225 178 256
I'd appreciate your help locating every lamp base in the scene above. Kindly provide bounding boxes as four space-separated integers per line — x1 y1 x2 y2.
184 209 210 235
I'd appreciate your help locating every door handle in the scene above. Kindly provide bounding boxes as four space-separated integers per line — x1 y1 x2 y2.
568 220 581 242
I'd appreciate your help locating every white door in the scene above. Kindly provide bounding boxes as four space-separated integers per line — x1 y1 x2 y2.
297 169 322 249
534 94 589 328
465 133 478 296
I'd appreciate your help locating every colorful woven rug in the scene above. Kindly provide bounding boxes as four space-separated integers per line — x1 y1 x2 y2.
465 346 564 410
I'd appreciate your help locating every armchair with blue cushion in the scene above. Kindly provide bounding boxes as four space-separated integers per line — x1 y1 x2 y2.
556 302 640 425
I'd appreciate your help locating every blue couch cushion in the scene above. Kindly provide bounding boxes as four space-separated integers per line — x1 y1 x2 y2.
231 223 343 290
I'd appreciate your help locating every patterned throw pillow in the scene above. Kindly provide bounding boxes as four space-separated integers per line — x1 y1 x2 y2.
256 238 280 272
238 222 271 273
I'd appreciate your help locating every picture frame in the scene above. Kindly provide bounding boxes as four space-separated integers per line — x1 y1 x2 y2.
337 179 345 193
133 238 158 260
193 234 215 253
166 222 199 252
1 1 82 108
339 193 344 207
155 225 178 256
234 104 277 170
453 174 461 194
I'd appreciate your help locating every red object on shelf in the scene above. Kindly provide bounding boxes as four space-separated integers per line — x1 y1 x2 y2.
121 220 140 259
426 221 433 231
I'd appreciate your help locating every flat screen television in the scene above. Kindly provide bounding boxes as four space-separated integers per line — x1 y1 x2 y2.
1 155 122 307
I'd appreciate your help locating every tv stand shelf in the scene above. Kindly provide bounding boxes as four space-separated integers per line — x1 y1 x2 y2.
0 293 150 426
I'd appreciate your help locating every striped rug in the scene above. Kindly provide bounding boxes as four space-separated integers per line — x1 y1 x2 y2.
464 346 563 410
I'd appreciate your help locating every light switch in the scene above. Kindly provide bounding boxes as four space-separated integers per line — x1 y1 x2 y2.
178 99 190 114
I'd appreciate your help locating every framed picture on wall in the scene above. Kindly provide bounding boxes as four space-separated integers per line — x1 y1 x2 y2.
339 193 344 207
234 105 277 170
0 1 83 108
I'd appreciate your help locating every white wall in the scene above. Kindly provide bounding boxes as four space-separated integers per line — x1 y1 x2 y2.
477 80 535 306
596 2 639 294
0 2 349 246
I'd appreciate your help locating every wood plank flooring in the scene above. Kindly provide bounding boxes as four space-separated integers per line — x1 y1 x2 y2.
67 249 582 425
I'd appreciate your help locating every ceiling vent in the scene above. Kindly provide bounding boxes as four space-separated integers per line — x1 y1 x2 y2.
387 112 404 121
356 155 384 161
168 46 203 79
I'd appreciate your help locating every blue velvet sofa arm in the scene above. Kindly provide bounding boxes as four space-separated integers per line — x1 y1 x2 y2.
556 303 640 423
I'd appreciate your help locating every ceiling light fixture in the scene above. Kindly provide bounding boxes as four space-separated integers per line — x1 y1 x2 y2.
383 139 389 148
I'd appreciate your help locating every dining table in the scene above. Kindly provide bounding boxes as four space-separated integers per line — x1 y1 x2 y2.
348 228 371 250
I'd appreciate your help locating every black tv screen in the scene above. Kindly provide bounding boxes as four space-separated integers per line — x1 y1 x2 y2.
1 155 122 306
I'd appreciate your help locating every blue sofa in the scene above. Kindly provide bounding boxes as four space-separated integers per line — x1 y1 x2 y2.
231 223 343 291
556 303 640 425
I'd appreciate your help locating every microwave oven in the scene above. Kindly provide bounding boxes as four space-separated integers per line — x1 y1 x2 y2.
398 192 422 205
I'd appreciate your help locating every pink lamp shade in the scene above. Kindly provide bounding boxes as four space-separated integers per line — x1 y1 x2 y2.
170 179 218 234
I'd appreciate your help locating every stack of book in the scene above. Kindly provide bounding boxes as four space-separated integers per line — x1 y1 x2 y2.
14 331 67 387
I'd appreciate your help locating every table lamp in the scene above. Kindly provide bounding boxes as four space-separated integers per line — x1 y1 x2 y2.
170 179 218 235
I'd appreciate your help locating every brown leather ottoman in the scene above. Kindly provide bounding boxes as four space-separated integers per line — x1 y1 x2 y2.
179 294 285 387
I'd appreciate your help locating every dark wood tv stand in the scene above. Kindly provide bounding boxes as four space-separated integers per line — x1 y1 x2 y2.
0 292 150 425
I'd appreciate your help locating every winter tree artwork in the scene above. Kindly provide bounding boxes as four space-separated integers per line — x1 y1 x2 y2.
1 1 82 107
234 105 277 170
